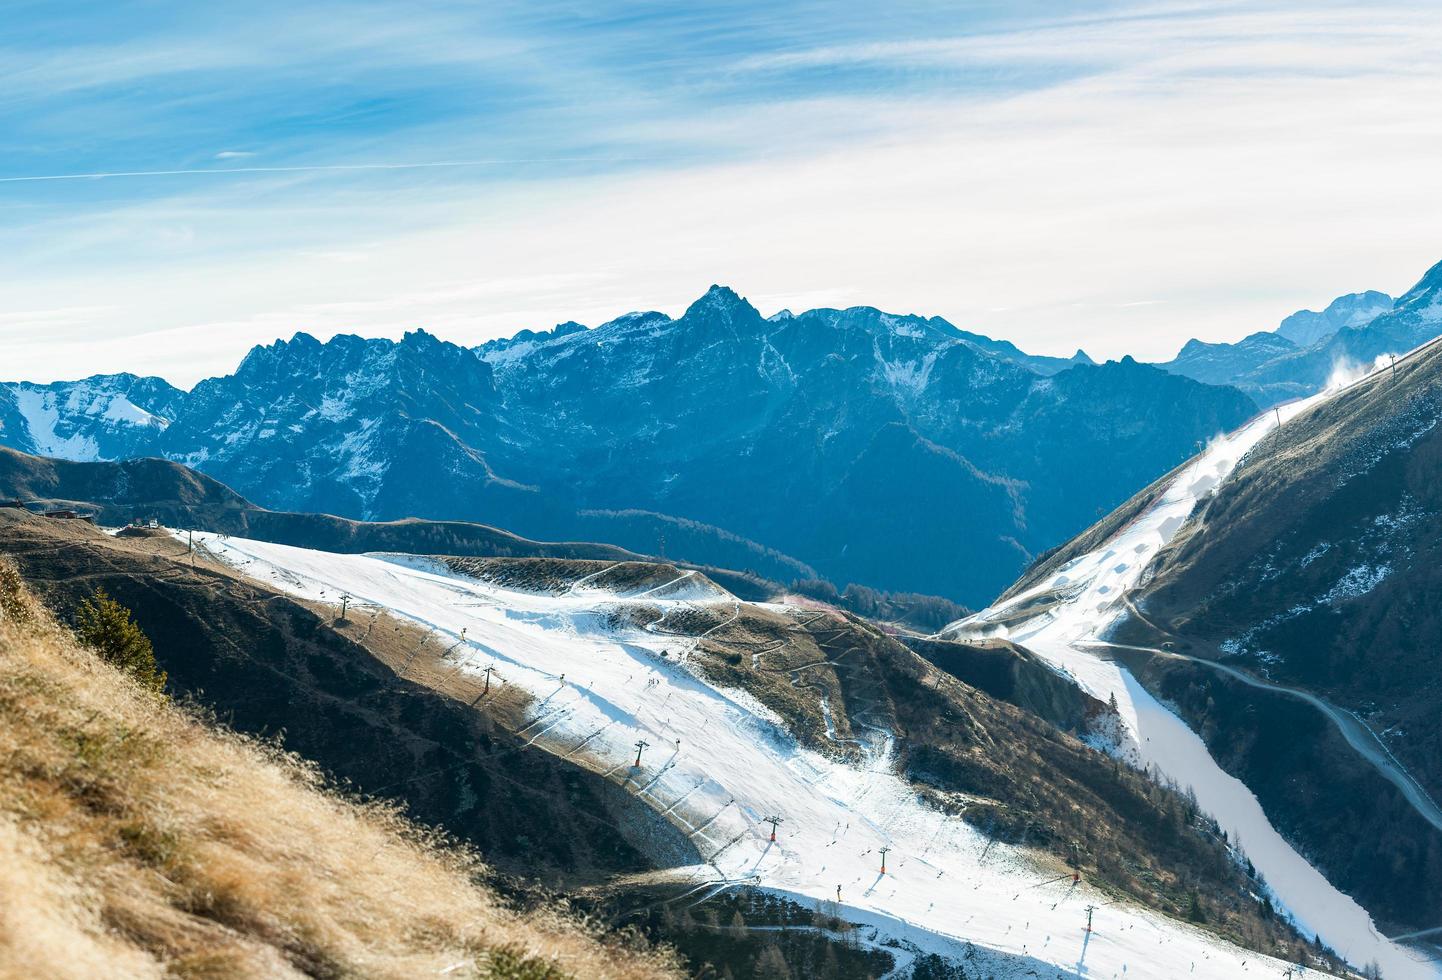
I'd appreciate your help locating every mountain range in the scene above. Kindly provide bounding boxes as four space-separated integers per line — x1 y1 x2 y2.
4 262 1441 607
0 287 1256 605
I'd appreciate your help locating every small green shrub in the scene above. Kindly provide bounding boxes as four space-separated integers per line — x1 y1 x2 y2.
483 946 573 980
73 588 166 694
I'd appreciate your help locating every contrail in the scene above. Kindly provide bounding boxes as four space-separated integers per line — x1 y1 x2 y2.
0 157 661 184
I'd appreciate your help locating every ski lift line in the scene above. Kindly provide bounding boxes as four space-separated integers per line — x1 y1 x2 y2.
680 877 754 912
561 723 615 759
600 873 757 930
706 829 753 864
522 707 580 748
656 780 709 818
634 760 681 798
633 569 696 598
512 698 577 738
686 801 736 838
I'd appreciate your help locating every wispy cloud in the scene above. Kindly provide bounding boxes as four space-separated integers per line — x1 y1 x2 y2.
0 157 686 183
3 0 1442 384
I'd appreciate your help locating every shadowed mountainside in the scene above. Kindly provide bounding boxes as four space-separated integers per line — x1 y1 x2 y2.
1 287 1260 605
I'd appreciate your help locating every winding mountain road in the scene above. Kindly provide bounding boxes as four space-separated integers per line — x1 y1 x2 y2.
1080 630 1442 841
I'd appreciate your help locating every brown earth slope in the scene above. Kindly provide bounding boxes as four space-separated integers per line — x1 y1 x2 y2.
0 555 679 980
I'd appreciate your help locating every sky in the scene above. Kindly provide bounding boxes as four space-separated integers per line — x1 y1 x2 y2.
4 0 1442 386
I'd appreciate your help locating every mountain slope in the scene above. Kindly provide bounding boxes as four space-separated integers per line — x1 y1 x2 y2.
0 287 1259 605
1119 333 1442 923
1132 331 1442 790
943 350 1442 976
2 506 1331 978
169 530 1324 976
0 551 679 980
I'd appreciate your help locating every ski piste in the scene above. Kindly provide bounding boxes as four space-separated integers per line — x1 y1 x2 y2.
946 343 1442 980
183 533 1321 979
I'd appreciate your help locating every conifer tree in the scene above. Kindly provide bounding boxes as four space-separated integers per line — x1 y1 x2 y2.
74 588 166 693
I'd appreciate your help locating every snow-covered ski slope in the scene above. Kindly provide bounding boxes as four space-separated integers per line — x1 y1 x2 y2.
188 533 1315 979
947 355 1441 979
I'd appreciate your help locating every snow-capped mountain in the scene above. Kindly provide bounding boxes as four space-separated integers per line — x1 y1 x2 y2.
0 287 1256 605
1275 290 1396 347
0 374 184 462
1155 263 1442 405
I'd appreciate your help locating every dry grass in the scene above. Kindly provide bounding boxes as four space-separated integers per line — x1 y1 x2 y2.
0 560 681 980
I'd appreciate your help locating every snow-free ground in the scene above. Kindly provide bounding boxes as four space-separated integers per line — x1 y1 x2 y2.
946 355 1442 979
184 532 1318 979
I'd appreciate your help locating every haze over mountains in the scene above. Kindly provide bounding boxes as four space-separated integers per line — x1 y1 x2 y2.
3 260 1441 606
1156 261 1442 405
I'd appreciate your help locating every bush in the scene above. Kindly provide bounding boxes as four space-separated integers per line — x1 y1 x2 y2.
73 589 166 694
0 559 35 625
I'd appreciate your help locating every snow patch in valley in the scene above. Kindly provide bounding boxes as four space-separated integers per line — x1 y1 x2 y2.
186 533 1316 980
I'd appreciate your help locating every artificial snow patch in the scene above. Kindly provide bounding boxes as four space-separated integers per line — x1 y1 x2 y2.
182 532 1333 980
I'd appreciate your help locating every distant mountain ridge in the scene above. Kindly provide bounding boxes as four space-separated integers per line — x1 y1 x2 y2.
1 286 1258 604
1153 264 1442 405
1275 290 1395 347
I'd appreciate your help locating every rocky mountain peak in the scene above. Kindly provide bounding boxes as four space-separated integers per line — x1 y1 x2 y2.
682 284 762 328
1396 259 1442 314
1276 290 1394 347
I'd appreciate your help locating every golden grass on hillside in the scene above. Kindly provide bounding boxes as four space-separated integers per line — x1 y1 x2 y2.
0 560 680 980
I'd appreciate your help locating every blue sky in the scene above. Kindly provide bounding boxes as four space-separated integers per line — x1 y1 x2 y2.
4 0 1442 384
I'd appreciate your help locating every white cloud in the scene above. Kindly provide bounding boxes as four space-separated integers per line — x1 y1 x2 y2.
4 2 1442 384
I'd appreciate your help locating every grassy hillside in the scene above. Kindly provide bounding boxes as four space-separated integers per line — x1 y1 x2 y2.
0 511 681 884
0 560 679 980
